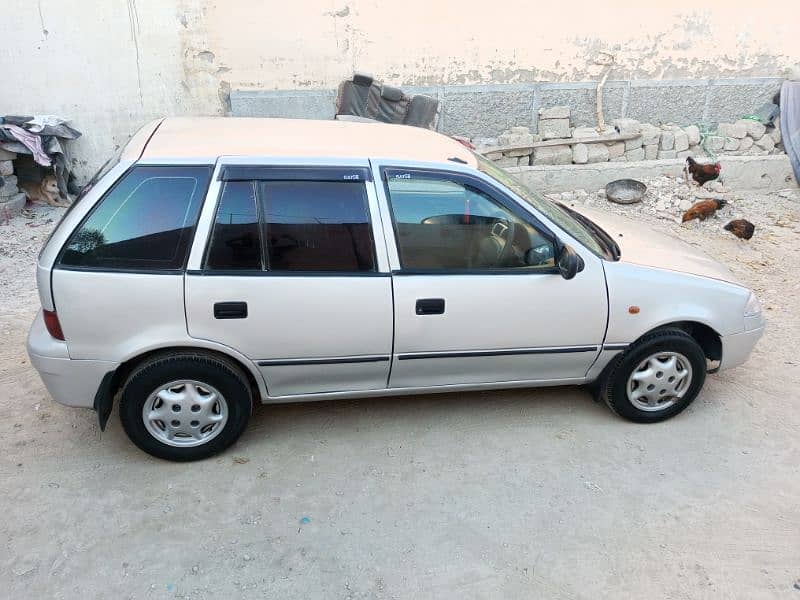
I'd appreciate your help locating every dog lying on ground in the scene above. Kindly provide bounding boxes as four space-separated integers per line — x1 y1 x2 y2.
21 174 71 207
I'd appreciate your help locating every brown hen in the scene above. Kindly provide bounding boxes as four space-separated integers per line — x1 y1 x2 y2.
724 219 755 240
685 157 721 186
682 198 727 222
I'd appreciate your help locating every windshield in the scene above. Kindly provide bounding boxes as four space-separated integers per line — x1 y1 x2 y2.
473 152 612 258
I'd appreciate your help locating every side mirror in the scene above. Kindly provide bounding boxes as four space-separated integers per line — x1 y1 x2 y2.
557 244 584 280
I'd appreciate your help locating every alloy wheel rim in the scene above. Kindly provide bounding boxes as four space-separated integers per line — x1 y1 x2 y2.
142 380 228 447
626 351 693 412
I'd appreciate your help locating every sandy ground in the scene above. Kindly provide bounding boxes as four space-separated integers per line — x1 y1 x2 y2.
1 186 799 600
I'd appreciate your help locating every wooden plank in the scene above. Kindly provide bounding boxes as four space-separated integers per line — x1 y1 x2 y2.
478 132 640 155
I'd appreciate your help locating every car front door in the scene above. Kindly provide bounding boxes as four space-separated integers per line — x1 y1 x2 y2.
375 165 608 389
185 160 393 398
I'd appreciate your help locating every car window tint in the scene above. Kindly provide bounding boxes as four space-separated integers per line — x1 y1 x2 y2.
260 181 376 272
205 181 262 270
386 174 555 271
59 165 210 270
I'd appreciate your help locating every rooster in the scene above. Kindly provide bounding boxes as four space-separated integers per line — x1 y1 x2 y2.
724 219 755 240
682 198 727 223
685 157 721 187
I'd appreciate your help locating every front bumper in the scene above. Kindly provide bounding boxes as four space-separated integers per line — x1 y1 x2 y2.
27 311 118 409
719 324 765 371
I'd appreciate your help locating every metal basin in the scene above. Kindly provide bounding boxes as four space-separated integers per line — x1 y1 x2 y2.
605 179 647 205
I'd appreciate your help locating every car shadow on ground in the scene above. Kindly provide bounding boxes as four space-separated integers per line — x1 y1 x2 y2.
95 384 611 462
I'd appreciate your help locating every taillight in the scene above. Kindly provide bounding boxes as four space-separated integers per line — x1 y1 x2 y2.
43 309 65 340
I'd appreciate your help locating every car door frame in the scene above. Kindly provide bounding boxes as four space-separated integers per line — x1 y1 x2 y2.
369 157 611 388
185 155 395 400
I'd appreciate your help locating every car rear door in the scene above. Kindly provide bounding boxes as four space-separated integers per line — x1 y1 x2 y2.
372 163 608 389
185 158 393 398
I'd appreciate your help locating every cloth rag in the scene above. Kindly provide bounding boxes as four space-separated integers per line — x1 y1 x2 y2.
0 124 51 166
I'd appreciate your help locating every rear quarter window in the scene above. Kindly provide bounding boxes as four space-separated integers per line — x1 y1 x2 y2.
58 165 211 270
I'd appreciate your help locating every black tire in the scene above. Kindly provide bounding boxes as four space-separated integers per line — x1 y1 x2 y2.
119 351 253 461
602 328 707 423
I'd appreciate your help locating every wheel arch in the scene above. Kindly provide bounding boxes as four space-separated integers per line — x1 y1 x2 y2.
641 321 721 365
96 344 267 431
592 319 721 396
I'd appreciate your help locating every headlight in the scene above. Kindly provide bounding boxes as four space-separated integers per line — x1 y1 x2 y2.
744 292 762 317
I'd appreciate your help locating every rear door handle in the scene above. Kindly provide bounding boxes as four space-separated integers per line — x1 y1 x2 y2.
416 298 445 315
214 301 248 319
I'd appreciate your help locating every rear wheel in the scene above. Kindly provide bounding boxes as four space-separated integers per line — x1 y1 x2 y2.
602 329 707 423
119 352 252 461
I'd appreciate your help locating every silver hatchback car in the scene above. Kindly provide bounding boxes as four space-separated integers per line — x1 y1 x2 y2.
28 117 765 461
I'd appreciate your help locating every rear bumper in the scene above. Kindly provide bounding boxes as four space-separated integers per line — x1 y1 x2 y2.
27 311 118 409
719 325 765 371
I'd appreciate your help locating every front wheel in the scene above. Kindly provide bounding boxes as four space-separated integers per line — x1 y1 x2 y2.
602 329 707 423
119 352 253 461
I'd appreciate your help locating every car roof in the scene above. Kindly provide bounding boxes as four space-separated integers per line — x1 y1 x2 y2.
124 117 477 166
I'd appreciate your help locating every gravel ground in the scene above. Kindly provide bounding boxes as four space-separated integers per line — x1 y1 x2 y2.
1 185 799 599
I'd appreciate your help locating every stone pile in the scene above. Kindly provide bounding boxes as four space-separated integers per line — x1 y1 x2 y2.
476 106 785 168
0 149 26 216
708 119 783 156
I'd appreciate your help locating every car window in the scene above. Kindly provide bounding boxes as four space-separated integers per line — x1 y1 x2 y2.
385 172 556 271
260 180 376 272
473 152 608 257
205 181 262 270
58 165 211 270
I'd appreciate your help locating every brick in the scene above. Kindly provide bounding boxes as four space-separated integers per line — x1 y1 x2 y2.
572 143 609 164
0 175 18 195
739 137 754 151
538 118 571 140
612 118 641 135
0 192 26 215
724 137 740 151
706 135 725 151
644 144 659 160
497 132 535 147
755 134 775 151
718 122 747 139
532 145 572 165
674 131 689 152
657 150 677 159
676 149 694 158
509 126 532 135
624 136 643 150
0 148 17 161
770 127 781 145
494 156 520 168
660 131 675 151
607 141 626 159
625 147 645 161
538 105 570 119
736 119 765 140
640 124 661 146
684 125 701 146
0 161 12 176
585 144 609 163
572 144 589 164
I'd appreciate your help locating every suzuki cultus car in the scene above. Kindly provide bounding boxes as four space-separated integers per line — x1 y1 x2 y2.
28 118 765 460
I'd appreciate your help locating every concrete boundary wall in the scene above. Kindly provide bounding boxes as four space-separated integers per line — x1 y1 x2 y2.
508 155 798 194
231 77 783 139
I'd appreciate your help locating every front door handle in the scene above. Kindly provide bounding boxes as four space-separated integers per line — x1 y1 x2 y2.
214 301 248 319
416 298 445 315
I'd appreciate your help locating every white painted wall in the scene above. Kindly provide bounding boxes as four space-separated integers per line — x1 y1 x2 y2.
1 0 796 180
0 0 219 180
